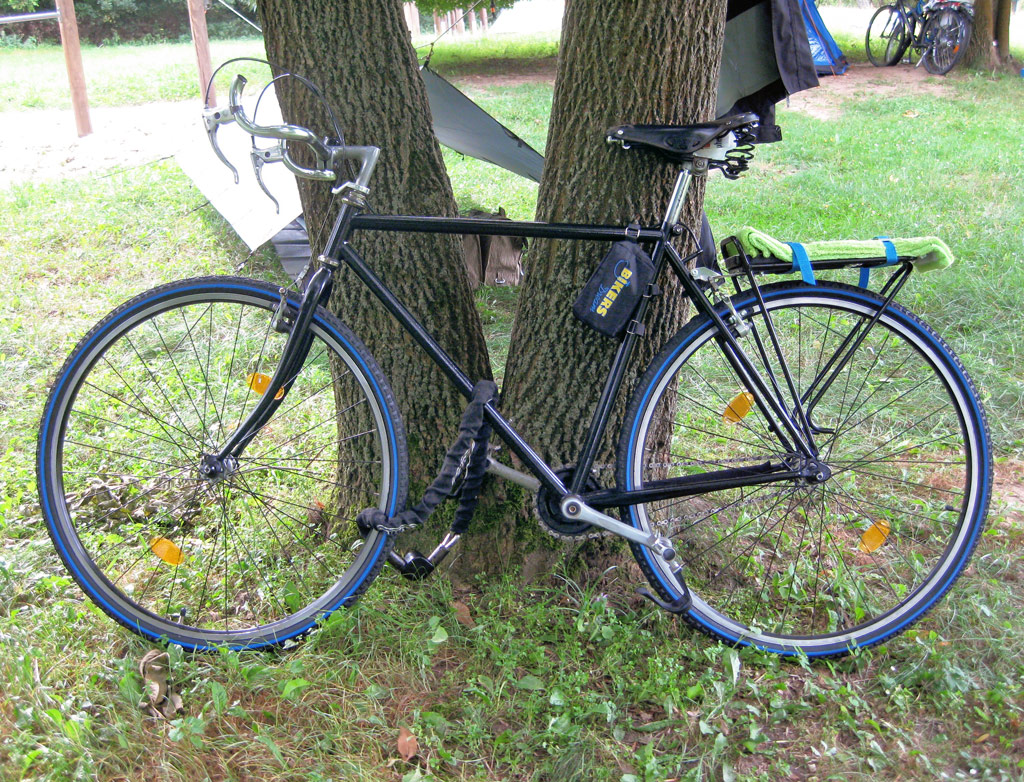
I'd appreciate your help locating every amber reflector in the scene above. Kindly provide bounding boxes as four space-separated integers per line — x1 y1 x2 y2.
247 372 284 400
858 519 891 553
723 391 755 423
149 537 184 566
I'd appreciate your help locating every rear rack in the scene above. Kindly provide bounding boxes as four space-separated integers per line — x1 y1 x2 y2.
719 235 911 277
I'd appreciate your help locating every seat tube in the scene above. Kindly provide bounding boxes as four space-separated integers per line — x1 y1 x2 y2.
568 167 693 494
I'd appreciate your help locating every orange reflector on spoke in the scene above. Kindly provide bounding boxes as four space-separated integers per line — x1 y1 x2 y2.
858 519 891 553
247 372 284 400
149 537 184 566
723 392 755 424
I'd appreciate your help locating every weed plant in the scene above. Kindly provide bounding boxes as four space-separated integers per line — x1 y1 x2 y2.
1 36 1023 782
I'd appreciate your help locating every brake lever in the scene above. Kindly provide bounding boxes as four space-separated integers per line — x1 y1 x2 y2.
250 143 284 213
202 106 240 184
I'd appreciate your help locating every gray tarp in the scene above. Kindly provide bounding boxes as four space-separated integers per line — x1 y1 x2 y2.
422 65 545 183
426 0 819 171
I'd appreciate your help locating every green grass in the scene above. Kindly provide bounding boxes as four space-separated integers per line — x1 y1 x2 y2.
443 82 550 221
417 32 559 77
2 35 1024 782
0 38 270 111
0 33 558 112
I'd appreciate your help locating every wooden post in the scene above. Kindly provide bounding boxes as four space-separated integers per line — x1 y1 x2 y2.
54 0 91 136
466 6 477 34
479 7 488 33
186 0 215 105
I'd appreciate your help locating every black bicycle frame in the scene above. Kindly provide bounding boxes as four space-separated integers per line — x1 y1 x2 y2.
339 212 666 498
292 203 820 505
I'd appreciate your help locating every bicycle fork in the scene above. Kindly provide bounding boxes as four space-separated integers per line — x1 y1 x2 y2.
204 265 334 479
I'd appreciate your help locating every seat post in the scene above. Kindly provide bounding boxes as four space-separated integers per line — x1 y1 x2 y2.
662 164 700 231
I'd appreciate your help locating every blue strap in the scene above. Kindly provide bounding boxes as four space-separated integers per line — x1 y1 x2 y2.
860 236 899 288
786 242 816 286
858 266 871 289
880 238 899 265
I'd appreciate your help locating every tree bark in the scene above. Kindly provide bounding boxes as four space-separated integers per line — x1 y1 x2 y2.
965 0 1017 69
966 0 997 67
463 0 729 581
258 1 492 498
994 0 1013 62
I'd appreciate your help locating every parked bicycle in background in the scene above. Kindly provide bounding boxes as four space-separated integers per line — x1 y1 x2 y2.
866 0 974 74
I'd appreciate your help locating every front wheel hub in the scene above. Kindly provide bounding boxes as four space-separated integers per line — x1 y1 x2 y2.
198 453 237 483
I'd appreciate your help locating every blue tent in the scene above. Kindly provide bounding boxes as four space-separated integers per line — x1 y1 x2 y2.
800 0 848 75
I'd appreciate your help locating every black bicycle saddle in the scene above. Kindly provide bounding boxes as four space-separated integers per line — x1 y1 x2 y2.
606 113 759 163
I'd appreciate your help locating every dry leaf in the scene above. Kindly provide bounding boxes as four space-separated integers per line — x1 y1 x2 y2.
453 600 475 628
138 650 183 719
397 726 418 762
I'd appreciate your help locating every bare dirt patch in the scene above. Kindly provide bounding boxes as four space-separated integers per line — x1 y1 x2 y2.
786 63 958 120
446 55 558 88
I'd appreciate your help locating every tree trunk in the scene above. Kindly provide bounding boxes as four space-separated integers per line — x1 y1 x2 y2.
258 1 492 504
966 0 998 67
994 0 1013 62
460 0 728 581
966 0 1017 69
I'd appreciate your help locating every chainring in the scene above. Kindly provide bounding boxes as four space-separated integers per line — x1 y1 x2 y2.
535 467 607 540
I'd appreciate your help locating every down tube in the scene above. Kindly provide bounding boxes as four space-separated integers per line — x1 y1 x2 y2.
336 244 568 495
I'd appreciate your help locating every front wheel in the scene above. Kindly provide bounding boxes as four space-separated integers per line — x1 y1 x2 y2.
618 282 991 657
38 277 408 650
866 5 911 66
923 7 971 74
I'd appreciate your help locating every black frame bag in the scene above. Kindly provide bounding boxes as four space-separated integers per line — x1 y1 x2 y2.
572 241 655 337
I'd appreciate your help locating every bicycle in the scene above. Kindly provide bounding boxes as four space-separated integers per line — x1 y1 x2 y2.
866 0 973 75
37 73 992 658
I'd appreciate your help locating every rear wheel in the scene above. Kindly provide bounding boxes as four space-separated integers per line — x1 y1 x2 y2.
923 7 971 74
38 277 407 650
619 282 991 657
866 5 911 66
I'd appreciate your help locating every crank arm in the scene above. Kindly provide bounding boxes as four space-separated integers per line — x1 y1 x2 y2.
560 496 677 559
560 496 693 614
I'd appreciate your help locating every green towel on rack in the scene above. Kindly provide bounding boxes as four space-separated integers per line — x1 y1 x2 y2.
735 227 955 273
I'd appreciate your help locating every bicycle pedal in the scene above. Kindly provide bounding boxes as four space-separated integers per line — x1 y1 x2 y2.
637 584 692 615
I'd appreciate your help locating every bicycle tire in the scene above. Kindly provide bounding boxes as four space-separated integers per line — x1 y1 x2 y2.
923 7 971 75
866 5 911 66
38 276 408 650
617 281 990 657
